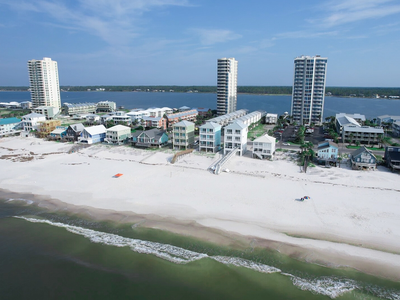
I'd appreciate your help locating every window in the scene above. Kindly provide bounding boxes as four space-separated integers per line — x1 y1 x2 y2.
235 130 240 134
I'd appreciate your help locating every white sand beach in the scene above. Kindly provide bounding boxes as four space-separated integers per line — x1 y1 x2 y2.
1 137 400 281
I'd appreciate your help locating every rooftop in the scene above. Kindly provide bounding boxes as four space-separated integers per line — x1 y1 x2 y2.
0 117 21 126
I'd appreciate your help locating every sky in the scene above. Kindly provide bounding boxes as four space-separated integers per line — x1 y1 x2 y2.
1 0 400 87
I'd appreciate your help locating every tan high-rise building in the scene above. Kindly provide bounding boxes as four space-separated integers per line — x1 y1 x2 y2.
291 55 327 125
28 57 61 110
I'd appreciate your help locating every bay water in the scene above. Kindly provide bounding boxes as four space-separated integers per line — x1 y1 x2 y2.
1 198 400 299
1 91 400 119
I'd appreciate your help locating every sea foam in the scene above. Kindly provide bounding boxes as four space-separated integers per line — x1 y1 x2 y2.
212 256 281 274
285 273 358 299
15 216 400 299
7 198 34 205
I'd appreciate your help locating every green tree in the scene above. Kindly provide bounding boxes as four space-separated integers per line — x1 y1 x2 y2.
349 133 354 145
299 141 315 173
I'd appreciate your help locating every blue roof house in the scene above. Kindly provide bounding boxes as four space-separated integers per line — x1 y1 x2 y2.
317 141 339 163
0 117 21 136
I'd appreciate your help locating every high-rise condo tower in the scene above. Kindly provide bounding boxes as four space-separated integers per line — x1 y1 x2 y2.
28 57 61 110
291 55 327 125
217 57 238 115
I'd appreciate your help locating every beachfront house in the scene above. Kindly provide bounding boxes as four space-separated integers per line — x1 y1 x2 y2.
252 134 276 159
65 123 85 141
0 117 21 137
79 125 106 144
199 122 221 153
317 141 338 164
224 120 248 156
350 146 377 170
21 113 46 132
384 146 400 172
105 125 131 145
50 126 67 140
172 120 195 150
131 128 169 148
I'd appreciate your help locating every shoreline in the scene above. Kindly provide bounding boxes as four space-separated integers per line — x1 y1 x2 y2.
3 188 400 282
1 137 400 282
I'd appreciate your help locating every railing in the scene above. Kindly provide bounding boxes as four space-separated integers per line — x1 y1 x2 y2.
171 149 194 164
211 147 239 175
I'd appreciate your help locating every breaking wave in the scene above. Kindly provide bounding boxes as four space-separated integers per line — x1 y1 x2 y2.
7 198 34 205
212 256 280 274
285 274 358 298
15 216 400 299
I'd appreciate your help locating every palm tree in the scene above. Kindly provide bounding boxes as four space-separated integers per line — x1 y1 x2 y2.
299 141 315 173
349 133 354 146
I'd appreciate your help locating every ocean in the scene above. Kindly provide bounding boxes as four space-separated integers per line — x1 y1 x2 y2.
1 91 400 299
1 198 400 299
1 91 400 119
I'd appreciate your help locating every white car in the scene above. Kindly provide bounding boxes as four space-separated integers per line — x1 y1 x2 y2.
282 143 290 146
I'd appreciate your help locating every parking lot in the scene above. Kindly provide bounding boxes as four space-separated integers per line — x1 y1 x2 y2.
277 125 326 145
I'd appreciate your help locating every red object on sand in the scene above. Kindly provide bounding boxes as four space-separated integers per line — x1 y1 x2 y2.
114 173 123 178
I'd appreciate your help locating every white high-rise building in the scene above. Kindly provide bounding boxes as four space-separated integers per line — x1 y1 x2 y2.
291 55 327 125
28 57 61 110
217 57 238 116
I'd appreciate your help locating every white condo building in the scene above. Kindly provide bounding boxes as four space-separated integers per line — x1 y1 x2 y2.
291 55 327 126
27 57 61 110
217 57 238 116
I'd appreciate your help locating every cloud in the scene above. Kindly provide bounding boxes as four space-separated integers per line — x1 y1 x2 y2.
0 0 191 46
315 0 400 27
189 28 242 45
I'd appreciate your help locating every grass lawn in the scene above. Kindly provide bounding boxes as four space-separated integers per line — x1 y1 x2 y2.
248 123 268 140
346 145 384 151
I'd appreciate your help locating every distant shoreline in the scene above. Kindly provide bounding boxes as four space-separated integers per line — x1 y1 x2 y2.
1 90 399 100
1 85 399 100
